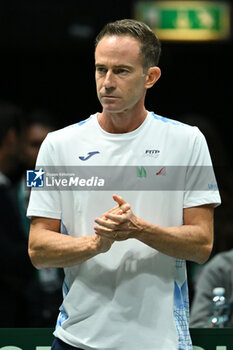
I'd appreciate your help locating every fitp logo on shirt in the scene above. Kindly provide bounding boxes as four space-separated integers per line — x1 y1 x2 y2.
26 169 45 188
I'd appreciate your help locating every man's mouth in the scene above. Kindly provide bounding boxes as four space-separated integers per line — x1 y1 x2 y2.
103 95 118 99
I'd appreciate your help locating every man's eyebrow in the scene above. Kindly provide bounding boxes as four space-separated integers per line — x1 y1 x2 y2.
95 63 133 69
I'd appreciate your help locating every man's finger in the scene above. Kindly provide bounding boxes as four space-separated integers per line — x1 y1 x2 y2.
105 212 127 223
112 194 126 206
94 217 119 229
101 205 122 219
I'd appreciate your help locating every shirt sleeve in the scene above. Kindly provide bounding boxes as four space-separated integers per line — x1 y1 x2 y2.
26 134 61 219
183 127 221 208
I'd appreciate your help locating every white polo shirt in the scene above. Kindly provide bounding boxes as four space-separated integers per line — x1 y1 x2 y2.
27 111 221 350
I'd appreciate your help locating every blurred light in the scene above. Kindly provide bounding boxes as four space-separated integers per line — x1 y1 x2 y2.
68 24 94 39
134 1 231 41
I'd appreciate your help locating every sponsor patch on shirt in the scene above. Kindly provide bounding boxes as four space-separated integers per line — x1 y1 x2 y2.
144 149 160 158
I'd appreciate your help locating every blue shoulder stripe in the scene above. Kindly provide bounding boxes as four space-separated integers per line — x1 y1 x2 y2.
152 112 185 126
61 115 94 131
77 115 94 126
48 115 94 136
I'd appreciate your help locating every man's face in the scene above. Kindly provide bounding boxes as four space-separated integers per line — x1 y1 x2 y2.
23 124 53 168
95 35 147 114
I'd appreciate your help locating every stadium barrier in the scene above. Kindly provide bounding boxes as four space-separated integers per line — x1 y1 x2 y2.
0 328 233 349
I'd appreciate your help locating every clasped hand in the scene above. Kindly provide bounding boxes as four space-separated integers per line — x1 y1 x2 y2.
94 194 143 241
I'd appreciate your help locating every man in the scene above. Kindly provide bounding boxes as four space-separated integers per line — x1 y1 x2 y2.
18 109 63 327
0 102 34 326
190 248 233 328
0 103 23 184
21 109 58 170
27 19 221 349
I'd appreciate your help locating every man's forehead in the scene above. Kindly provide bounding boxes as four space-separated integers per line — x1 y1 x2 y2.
95 35 142 62
96 35 141 51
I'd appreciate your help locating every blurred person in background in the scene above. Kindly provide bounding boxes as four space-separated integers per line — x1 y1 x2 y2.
18 109 63 327
18 109 59 230
0 102 24 184
21 109 59 170
0 102 34 326
190 246 233 328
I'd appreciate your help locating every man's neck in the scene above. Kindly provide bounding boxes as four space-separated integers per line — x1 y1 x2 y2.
97 107 148 134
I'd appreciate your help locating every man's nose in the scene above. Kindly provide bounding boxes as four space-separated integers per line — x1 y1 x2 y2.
103 71 116 89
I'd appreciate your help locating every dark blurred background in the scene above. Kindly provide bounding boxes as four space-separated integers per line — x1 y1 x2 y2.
0 0 232 326
0 0 232 145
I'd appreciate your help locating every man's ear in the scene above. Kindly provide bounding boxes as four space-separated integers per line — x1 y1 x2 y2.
145 66 161 89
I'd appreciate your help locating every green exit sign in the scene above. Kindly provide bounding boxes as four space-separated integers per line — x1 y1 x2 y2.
134 1 231 41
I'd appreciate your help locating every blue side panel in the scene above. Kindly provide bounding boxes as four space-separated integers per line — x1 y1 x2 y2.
56 305 69 328
174 280 193 350
55 280 70 329
55 219 70 329
60 218 69 235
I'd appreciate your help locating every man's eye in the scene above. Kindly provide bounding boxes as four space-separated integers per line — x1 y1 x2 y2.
116 69 128 74
96 67 106 74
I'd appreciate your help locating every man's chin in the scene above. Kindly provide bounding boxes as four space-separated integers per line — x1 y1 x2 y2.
102 105 127 114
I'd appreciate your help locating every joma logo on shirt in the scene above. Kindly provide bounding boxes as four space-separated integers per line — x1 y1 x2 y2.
79 151 100 161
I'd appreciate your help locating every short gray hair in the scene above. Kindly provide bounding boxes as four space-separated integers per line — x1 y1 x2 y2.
95 19 161 71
